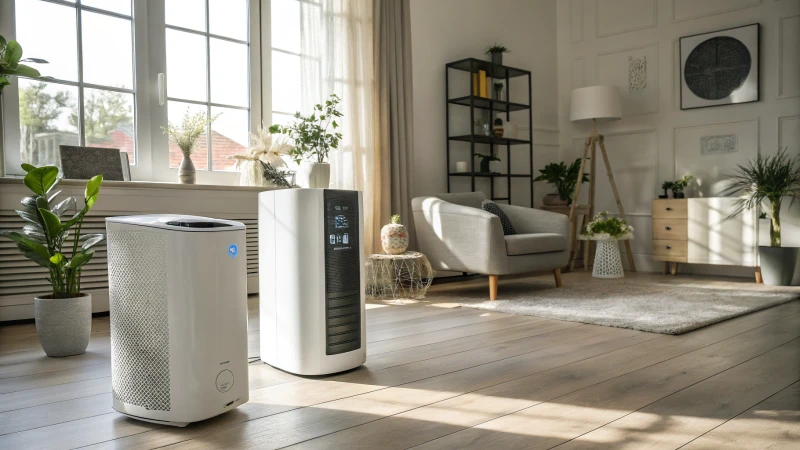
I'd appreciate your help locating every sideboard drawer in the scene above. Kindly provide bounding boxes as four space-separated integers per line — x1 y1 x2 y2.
652 199 687 219
653 239 688 262
652 219 688 240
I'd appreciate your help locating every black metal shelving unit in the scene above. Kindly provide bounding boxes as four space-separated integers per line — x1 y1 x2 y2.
445 58 534 206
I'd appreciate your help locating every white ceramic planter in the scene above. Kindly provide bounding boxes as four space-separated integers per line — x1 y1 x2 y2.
34 293 92 357
301 162 331 188
381 222 409 255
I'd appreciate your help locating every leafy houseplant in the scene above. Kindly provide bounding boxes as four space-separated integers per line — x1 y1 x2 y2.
581 211 634 279
269 94 343 188
0 164 104 356
723 149 800 285
475 153 500 173
485 43 509 65
161 109 220 184
534 158 590 206
582 211 634 240
671 175 693 198
660 181 674 199
493 82 504 100
0 35 49 93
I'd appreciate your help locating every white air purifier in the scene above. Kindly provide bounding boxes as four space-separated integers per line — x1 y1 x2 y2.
259 189 366 375
105 215 249 427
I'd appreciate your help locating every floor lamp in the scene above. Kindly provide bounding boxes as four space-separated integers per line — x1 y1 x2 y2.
568 86 636 272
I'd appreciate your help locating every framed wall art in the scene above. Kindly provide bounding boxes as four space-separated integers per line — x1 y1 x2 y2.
680 23 759 110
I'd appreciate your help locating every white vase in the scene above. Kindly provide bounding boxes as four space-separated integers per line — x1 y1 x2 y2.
381 221 409 255
35 293 92 357
179 155 196 184
300 162 330 188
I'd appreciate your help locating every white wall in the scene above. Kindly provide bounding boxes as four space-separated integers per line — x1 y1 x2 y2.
556 0 800 274
410 0 560 206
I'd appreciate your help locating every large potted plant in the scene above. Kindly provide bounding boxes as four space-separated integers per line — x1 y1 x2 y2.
723 149 800 286
162 108 220 184
534 158 590 206
1 165 104 356
269 94 343 189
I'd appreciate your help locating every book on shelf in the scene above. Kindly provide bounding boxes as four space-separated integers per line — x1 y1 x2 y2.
479 70 487 97
472 73 479 95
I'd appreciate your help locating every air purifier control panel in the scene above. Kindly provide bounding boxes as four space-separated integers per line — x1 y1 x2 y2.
323 190 362 355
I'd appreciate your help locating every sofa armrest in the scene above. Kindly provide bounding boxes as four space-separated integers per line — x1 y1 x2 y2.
412 196 507 274
497 204 570 236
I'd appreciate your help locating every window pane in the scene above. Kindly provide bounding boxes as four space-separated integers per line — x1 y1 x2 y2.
14 0 78 81
168 101 208 170
271 51 301 113
271 0 300 53
165 0 205 32
83 88 135 164
271 112 295 127
210 107 248 171
209 0 247 41
18 79 79 167
210 39 248 107
81 12 133 89
81 0 130 16
166 29 207 102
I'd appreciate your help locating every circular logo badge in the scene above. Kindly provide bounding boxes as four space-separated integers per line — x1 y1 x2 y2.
228 244 238 258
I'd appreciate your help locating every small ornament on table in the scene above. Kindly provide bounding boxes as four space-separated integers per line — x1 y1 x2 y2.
381 214 409 254
493 117 504 138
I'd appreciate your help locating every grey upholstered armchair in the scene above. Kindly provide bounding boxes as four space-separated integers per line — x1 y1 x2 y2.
412 192 569 300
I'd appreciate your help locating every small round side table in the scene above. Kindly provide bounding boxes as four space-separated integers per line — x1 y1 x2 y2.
365 251 435 299
578 234 633 279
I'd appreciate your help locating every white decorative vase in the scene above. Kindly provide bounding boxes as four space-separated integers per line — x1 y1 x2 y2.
179 155 196 184
301 162 330 188
34 293 92 357
381 217 409 255
593 240 624 279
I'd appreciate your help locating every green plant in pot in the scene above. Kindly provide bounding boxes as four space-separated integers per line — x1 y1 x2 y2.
493 82 504 101
534 158 590 206
660 181 673 199
475 153 500 173
723 149 800 286
0 165 104 356
671 175 693 198
269 93 343 188
485 43 509 66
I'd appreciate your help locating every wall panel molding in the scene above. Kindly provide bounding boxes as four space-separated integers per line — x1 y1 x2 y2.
570 0 583 43
778 14 800 99
596 0 657 38
596 43 660 116
778 115 800 151
671 0 762 23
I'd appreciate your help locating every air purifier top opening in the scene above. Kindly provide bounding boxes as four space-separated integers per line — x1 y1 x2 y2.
106 214 245 232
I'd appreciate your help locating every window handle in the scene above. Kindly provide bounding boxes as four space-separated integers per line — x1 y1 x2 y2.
158 73 166 106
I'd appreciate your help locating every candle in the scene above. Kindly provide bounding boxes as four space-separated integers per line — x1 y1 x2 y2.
456 161 468 173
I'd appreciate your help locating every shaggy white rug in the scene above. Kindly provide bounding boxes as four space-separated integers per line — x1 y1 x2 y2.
429 277 800 334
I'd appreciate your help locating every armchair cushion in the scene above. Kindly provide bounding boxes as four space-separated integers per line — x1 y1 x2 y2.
504 233 567 256
482 200 516 235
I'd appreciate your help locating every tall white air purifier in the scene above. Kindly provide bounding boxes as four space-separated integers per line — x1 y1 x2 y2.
105 215 249 427
259 189 366 375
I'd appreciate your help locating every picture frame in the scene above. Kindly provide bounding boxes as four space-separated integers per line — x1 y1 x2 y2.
679 23 760 110
59 146 127 181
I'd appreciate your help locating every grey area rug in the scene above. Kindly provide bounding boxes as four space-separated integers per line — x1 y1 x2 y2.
428 278 799 334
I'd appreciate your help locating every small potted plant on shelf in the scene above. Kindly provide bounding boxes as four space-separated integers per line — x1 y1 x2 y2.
534 158 590 206
0 164 104 357
162 108 221 184
475 153 500 173
493 82 504 101
269 94 343 189
660 181 674 198
671 175 693 198
485 43 509 66
723 149 800 286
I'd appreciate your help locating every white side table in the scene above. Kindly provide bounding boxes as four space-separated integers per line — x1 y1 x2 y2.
365 251 435 299
578 234 633 279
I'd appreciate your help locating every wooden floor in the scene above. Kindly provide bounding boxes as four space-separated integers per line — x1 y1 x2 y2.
1 272 798 449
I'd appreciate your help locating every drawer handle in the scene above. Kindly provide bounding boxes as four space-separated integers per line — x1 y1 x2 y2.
665 246 671 250
665 226 672 230
666 207 673 211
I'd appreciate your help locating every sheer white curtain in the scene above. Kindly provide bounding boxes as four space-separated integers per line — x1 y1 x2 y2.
299 0 381 253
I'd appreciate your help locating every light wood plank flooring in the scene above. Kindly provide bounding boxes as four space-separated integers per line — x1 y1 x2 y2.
0 272 798 449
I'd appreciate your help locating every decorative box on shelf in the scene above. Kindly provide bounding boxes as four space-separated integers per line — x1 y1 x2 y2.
652 198 759 280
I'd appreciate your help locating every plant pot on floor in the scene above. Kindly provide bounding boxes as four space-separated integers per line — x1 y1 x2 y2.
542 193 568 206
300 161 331 188
759 246 799 286
35 293 92 357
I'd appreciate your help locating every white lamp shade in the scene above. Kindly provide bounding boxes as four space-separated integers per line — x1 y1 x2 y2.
570 86 622 122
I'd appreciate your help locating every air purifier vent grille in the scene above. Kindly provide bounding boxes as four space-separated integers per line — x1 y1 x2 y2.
107 230 171 411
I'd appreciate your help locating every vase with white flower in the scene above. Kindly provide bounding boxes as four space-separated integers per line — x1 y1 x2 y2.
230 124 294 187
162 109 220 184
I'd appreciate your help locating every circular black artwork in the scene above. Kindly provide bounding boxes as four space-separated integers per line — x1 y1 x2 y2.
684 36 751 100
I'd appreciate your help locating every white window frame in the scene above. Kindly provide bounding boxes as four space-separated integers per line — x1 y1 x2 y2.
1 0 264 185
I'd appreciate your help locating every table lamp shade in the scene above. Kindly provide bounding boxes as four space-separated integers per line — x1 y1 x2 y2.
570 86 622 122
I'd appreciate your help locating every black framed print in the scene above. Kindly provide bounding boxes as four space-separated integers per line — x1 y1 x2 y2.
680 23 759 110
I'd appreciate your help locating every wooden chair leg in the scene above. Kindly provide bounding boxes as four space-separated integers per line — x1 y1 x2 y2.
489 275 498 300
755 267 763 284
553 268 563 287
670 262 678 275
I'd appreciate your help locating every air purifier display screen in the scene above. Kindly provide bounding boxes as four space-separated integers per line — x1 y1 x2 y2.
334 215 348 229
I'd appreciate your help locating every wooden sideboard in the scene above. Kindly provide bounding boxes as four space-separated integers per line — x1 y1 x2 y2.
652 198 759 280
0 178 281 321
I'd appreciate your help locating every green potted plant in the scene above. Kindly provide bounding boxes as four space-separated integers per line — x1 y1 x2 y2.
162 108 220 184
723 149 800 286
660 181 674 199
269 94 343 189
579 211 634 279
493 82 504 101
671 175 693 198
485 43 509 66
0 165 104 356
534 158 590 206
475 153 500 173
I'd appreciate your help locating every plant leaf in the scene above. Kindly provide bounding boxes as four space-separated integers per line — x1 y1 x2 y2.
66 250 94 269
38 208 63 238
23 166 59 196
52 197 76 217
47 189 62 204
6 63 41 78
21 163 35 173
84 175 103 210
4 40 22 66
81 234 105 251
49 253 64 265
16 209 41 225
0 230 52 262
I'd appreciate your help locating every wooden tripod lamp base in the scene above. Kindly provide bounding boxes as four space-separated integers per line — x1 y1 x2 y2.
568 86 636 272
